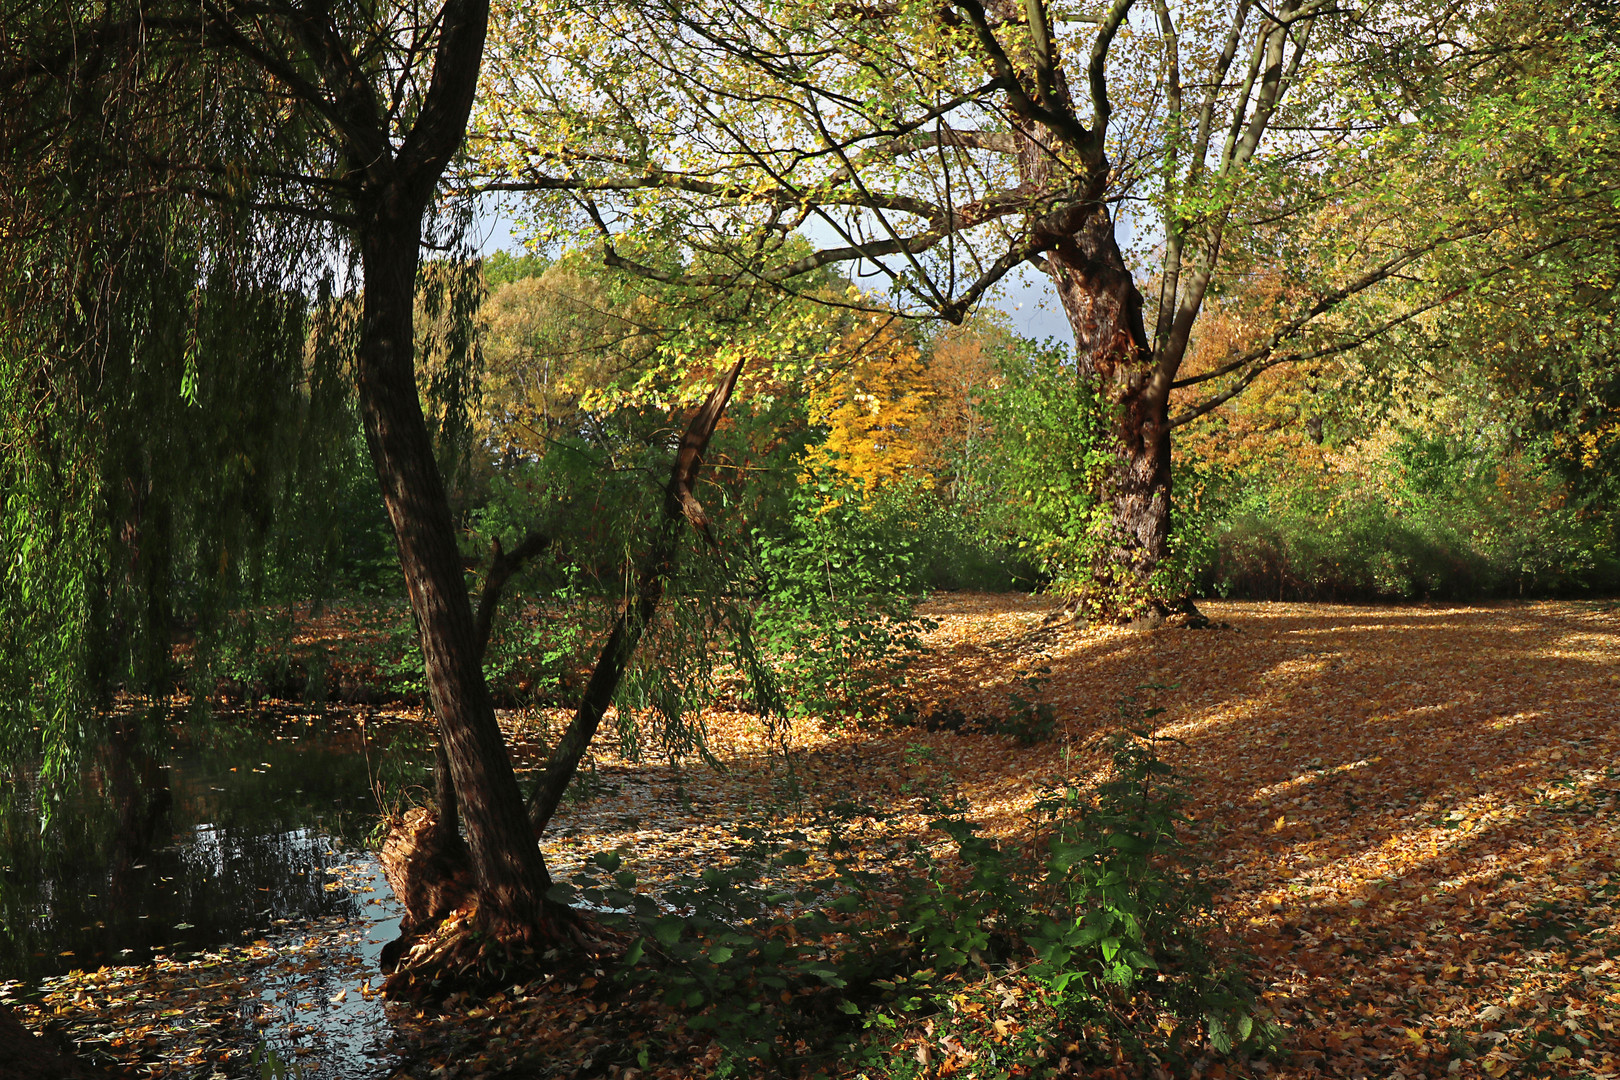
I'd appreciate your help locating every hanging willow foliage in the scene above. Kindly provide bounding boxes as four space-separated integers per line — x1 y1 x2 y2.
0 4 365 783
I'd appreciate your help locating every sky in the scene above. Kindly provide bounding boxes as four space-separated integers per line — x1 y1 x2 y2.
467 199 1077 346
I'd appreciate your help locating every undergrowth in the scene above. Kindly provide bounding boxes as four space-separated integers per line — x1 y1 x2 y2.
555 717 1277 1078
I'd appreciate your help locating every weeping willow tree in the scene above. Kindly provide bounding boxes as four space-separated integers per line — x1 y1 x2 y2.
0 10 364 786
0 0 587 956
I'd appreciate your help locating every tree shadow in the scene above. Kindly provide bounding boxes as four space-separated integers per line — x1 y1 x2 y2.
534 598 1618 1025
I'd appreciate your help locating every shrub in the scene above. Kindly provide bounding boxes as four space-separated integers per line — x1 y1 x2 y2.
561 714 1276 1077
1191 430 1620 601
747 477 935 723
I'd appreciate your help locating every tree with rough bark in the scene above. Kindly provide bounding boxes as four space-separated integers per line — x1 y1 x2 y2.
1 0 567 948
473 0 1604 618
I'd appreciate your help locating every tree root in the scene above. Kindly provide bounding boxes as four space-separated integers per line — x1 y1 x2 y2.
379 899 628 1002
376 807 624 1001
1133 596 1219 630
377 806 474 964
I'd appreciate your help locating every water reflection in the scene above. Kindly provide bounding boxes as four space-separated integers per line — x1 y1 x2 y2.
246 862 405 1077
1 708 417 983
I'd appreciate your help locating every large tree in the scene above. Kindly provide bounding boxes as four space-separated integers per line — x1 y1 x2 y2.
2 0 561 945
473 0 1600 617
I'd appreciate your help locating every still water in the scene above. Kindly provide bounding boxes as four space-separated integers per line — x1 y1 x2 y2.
0 707 426 1077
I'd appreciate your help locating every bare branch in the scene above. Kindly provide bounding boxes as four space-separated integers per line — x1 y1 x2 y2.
1151 0 1182 352
1024 0 1057 107
478 169 942 221
175 184 358 227
1088 0 1135 135
397 0 489 201
1188 0 1252 182
1169 288 1455 427
472 530 550 660
1166 222 1594 426
1171 232 1475 394
1169 351 1296 426
952 0 1093 153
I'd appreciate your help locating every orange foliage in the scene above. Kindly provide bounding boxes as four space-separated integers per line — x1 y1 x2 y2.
800 318 933 493
1173 275 1329 476
910 323 1005 495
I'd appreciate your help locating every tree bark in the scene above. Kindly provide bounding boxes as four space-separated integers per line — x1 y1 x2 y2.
1015 106 1175 620
354 220 557 934
1044 206 1174 619
286 0 569 946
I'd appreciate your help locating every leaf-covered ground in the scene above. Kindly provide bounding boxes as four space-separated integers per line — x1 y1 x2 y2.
11 594 1619 1078
885 595 1620 1079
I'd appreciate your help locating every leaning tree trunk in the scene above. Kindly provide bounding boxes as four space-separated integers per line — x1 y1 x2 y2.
1043 205 1175 621
354 218 558 939
527 354 746 833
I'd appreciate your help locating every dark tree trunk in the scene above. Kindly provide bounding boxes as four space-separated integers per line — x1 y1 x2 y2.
354 218 557 936
527 355 745 832
1016 102 1175 621
1044 206 1174 619
286 0 571 949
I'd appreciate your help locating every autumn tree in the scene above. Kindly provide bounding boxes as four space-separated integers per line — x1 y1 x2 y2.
1368 4 1620 475
801 318 934 495
416 243 896 829
912 321 1012 501
472 0 1612 618
1179 0 1619 490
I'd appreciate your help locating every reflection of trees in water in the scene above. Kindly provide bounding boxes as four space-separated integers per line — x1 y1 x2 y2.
174 824 362 925
0 711 386 981
106 715 173 918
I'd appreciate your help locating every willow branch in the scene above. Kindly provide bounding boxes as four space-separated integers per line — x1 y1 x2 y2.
525 354 746 833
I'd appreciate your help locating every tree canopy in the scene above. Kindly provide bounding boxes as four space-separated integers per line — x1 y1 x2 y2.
470 0 1619 615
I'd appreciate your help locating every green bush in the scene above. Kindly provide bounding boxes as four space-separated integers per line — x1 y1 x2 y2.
977 338 1114 596
748 479 935 723
1192 430 1620 601
883 728 1274 1072
894 484 1043 593
563 716 1275 1077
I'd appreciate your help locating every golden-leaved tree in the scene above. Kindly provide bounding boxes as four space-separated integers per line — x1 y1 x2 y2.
801 320 934 495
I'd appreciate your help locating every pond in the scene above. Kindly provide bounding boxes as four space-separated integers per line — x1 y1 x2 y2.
0 706 430 1078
